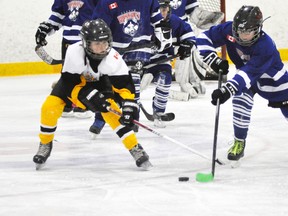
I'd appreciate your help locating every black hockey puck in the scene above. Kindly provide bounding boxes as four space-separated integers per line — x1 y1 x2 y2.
178 177 189 182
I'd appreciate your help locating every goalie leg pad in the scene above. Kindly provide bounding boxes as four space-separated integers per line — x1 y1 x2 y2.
140 73 154 92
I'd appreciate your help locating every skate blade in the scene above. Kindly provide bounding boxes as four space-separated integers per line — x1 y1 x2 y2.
74 111 93 119
230 160 241 168
35 163 46 170
139 161 153 171
90 133 99 140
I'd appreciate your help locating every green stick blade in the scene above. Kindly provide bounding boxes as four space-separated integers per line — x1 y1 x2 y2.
196 173 214 182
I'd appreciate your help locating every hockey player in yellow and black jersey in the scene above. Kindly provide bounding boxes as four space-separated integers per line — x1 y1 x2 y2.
33 19 152 170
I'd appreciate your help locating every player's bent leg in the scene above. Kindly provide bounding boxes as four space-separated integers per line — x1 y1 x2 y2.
153 71 172 128
34 95 65 169
102 102 152 169
230 90 254 161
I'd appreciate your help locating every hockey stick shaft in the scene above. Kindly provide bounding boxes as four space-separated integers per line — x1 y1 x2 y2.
139 102 154 121
35 45 63 65
143 54 178 69
118 42 156 55
107 107 222 164
211 71 223 176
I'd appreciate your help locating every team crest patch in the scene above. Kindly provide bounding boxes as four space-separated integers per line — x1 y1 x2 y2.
117 11 140 37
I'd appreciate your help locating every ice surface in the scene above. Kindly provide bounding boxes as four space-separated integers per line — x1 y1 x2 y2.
0 74 287 216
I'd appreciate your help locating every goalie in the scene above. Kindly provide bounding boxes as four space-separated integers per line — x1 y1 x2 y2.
170 0 224 99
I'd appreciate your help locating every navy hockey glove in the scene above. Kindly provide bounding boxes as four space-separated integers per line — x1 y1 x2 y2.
78 87 112 113
177 40 194 60
119 100 139 127
211 82 237 105
35 22 56 46
203 52 229 75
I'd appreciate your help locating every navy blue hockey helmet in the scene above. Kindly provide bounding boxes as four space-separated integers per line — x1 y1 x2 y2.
232 6 263 46
80 19 113 60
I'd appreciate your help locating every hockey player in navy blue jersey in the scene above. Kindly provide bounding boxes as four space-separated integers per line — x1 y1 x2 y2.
35 0 98 118
33 19 152 170
141 0 195 128
196 5 288 161
90 0 172 134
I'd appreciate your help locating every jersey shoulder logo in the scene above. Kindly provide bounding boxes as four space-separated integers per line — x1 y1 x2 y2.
227 34 236 43
109 2 118 10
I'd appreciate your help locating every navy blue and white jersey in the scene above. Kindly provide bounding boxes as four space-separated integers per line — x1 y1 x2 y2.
47 0 98 44
92 0 163 63
148 14 195 73
197 21 288 103
170 0 199 21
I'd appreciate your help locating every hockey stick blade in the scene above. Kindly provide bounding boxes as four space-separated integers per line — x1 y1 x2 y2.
139 103 175 122
35 45 63 65
196 172 214 182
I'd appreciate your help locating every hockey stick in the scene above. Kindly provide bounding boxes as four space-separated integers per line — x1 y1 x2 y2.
196 71 223 183
118 42 156 55
108 107 224 165
139 102 175 122
143 54 179 70
35 45 63 65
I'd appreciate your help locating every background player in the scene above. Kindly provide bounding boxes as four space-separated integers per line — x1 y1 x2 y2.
35 0 98 118
171 0 224 98
90 0 172 134
197 5 288 161
141 0 195 127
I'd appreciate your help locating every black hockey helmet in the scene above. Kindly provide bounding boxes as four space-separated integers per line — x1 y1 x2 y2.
80 19 113 60
232 5 263 46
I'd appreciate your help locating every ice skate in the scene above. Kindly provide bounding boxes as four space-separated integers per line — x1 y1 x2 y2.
33 142 53 170
153 112 166 128
61 106 74 118
89 112 106 139
228 139 245 161
73 107 93 119
129 144 152 170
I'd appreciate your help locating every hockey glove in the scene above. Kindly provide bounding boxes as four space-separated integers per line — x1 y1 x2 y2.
78 87 112 113
154 20 172 52
35 22 56 46
177 40 194 60
211 82 237 105
203 52 229 75
119 100 139 127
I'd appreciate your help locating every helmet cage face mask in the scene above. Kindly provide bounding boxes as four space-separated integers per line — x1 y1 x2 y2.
80 19 112 60
232 6 263 46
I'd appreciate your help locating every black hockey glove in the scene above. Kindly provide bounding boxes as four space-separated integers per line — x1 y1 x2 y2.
211 82 237 105
154 20 172 52
119 100 139 127
78 87 113 113
177 40 194 60
203 52 229 75
35 22 56 46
